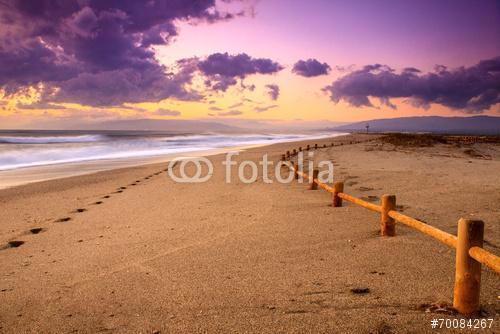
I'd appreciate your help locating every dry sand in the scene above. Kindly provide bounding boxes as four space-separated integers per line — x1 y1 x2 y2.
0 133 499 333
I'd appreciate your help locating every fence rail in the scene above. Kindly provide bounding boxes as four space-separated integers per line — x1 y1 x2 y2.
469 246 500 272
339 192 382 213
387 210 458 249
282 140 500 316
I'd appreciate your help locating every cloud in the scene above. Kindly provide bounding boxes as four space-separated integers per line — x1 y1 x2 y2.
228 102 244 108
323 57 500 113
218 110 243 116
241 83 256 91
198 53 284 91
292 59 331 77
254 104 278 112
209 106 223 111
0 1 246 107
266 84 280 100
16 102 67 110
53 67 202 106
199 52 284 78
243 98 259 104
154 108 181 116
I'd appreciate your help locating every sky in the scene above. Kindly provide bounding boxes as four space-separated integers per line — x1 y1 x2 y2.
0 0 499 129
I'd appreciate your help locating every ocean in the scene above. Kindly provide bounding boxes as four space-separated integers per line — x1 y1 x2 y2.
0 130 345 188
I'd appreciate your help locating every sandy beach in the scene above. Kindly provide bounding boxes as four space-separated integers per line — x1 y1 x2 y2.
1 133 499 333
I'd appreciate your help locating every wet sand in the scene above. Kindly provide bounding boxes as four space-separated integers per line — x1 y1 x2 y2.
0 133 499 333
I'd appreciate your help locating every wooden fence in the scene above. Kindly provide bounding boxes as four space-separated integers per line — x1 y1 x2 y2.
282 141 500 316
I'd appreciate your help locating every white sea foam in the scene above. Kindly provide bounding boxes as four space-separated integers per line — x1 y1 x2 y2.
0 132 345 171
0 134 107 144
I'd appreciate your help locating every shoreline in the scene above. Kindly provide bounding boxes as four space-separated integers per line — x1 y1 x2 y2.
0 132 349 190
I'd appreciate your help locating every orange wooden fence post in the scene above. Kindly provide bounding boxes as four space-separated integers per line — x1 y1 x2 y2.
299 146 302 152
281 154 286 161
293 162 299 180
314 143 318 149
332 181 344 207
453 218 484 316
309 168 319 190
380 195 396 236
306 144 310 151
293 149 297 155
286 151 290 159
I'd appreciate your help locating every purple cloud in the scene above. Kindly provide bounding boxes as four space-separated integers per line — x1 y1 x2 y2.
0 1 245 106
218 110 243 116
16 102 67 110
292 59 331 77
154 109 181 116
255 104 278 113
52 67 201 106
199 53 284 77
228 102 244 108
198 53 284 92
266 84 280 100
323 57 500 113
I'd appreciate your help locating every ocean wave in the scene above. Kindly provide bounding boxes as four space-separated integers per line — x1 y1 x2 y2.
156 133 323 144
0 134 107 144
0 145 211 170
0 132 345 170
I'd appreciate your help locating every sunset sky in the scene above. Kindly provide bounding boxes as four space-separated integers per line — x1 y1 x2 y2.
0 0 499 129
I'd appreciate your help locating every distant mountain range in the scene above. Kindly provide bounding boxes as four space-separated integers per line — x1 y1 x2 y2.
331 116 500 135
59 116 500 135
69 118 345 133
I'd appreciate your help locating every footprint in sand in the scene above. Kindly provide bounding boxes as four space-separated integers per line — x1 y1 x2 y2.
361 195 379 202
283 309 309 314
73 208 87 213
374 322 394 334
395 204 407 211
369 271 385 276
350 287 370 294
55 217 71 223
8 240 25 248
418 302 457 315
357 186 374 191
29 228 44 234
114 190 123 194
93 201 103 205
102 195 111 199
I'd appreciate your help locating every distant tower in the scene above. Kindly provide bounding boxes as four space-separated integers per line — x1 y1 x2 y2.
365 123 370 133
